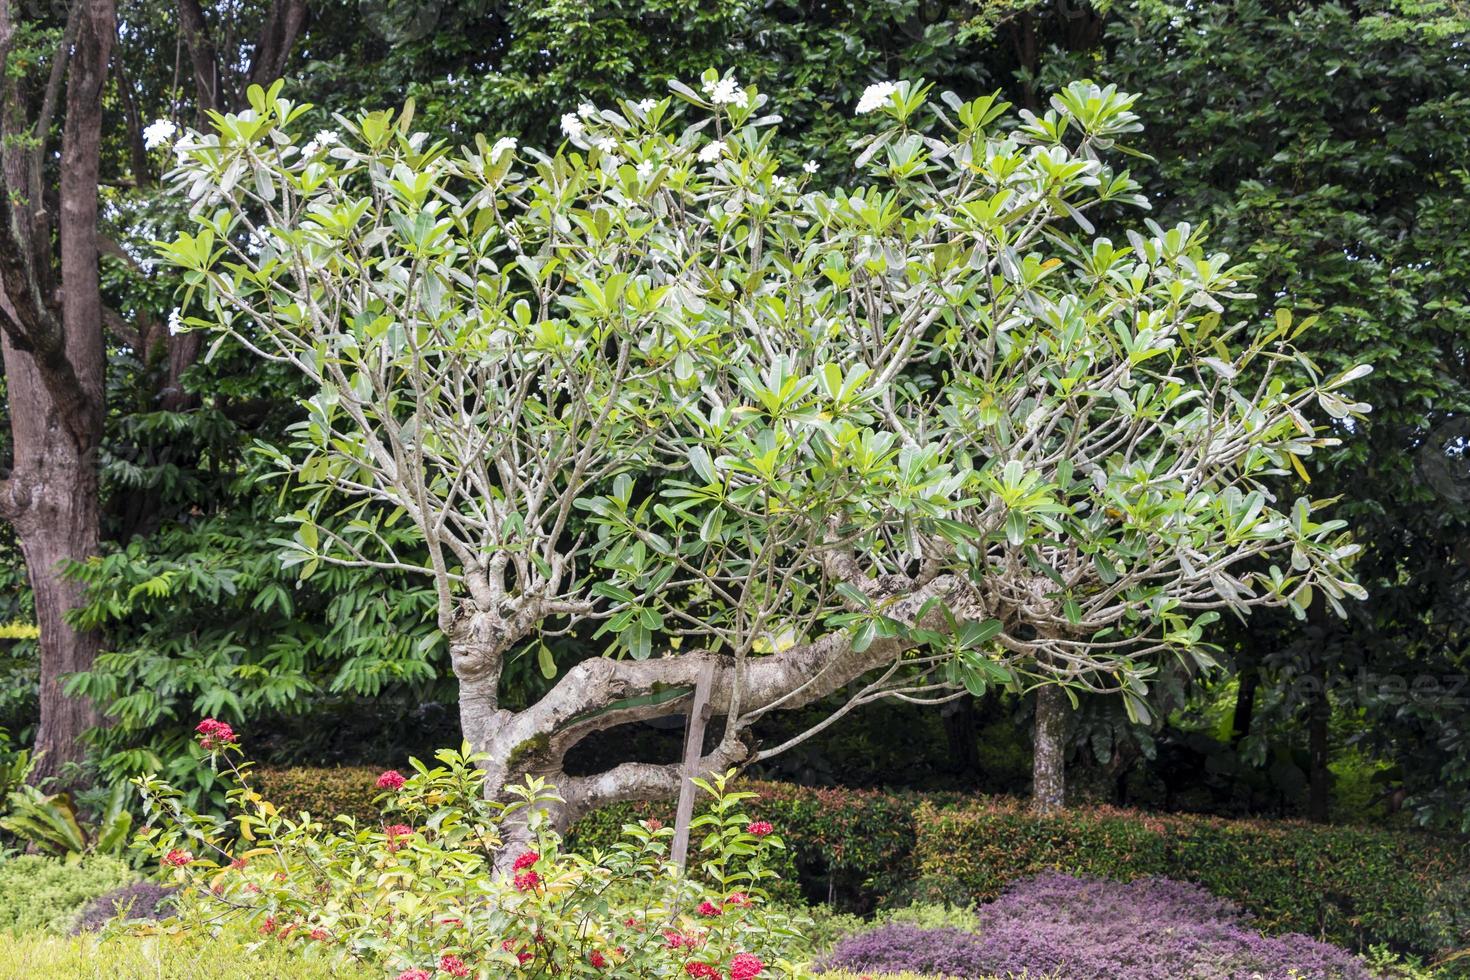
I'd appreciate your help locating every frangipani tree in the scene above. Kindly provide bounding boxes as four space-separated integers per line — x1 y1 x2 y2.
156 73 1368 824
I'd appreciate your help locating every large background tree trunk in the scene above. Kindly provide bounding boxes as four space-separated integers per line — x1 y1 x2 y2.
0 0 114 783
1032 684 1068 812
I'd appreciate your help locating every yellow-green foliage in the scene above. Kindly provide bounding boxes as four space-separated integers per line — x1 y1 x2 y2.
0 855 135 934
252 765 383 824
0 930 378 979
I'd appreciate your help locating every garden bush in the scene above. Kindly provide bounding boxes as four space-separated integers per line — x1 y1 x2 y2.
134 724 811 978
0 928 378 979
913 800 1470 964
0 854 136 934
820 873 1374 979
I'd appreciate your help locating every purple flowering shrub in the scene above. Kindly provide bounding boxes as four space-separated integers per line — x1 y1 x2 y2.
820 873 1375 979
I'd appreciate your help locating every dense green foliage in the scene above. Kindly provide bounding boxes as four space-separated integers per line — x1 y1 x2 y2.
0 855 136 935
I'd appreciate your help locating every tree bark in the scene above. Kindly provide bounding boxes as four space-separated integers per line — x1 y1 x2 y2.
1230 659 1259 747
0 0 114 783
1031 684 1068 813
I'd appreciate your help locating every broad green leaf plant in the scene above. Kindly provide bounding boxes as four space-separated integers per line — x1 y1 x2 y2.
156 72 1369 828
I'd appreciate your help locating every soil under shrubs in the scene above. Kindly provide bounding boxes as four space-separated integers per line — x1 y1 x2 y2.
819 872 1373 980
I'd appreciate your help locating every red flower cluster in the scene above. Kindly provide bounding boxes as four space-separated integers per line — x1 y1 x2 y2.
730 953 764 979
396 972 431 980
664 930 702 949
229 857 248 870
685 964 720 979
260 916 277 935
513 870 541 892
697 900 723 917
384 823 414 853
162 849 193 867
645 818 664 830
309 928 330 942
438 954 470 977
376 769 406 790
512 850 539 871
589 950 608 969
194 718 236 750
501 939 533 965
724 892 750 907
745 820 773 837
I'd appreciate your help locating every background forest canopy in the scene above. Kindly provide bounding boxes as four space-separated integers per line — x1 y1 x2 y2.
0 0 1466 833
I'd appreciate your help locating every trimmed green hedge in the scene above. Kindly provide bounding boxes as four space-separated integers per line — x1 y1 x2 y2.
568 782 963 910
913 800 1470 965
253 765 383 824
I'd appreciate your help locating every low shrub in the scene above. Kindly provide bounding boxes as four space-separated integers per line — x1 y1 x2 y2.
72 881 175 933
820 873 1374 980
913 800 1470 965
0 854 136 934
134 726 812 978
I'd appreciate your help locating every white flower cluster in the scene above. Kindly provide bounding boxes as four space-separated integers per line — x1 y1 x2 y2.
302 129 339 157
167 308 183 336
491 136 518 160
703 74 747 108
561 113 585 140
633 98 658 114
143 118 177 150
697 140 726 164
856 80 898 114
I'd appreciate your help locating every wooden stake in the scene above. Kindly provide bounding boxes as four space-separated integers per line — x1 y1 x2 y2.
672 661 717 871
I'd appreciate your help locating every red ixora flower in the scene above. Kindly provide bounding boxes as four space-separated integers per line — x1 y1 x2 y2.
730 953 764 979
260 916 277 935
685 964 720 979
664 930 701 949
645 817 664 831
309 928 330 942
376 770 407 790
724 892 751 907
512 850 539 871
194 718 236 750
162 849 193 867
396 972 431 980
697 900 722 917
438 954 470 977
229 857 248 870
589 950 608 969
384 823 414 852
745 820 773 837
512 870 541 892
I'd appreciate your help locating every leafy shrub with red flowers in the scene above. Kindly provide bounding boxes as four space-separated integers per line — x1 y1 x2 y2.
131 727 808 978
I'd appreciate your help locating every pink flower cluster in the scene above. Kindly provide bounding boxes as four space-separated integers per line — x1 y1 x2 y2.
376 769 406 790
162 848 192 867
194 718 236 750
745 820 773 837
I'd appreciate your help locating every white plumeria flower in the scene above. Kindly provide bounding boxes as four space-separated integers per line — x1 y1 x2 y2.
143 118 177 149
491 136 518 160
772 174 787 189
173 140 195 164
703 75 747 108
803 159 820 174
636 160 657 180
634 98 658 113
167 308 183 336
855 80 899 114
697 140 726 163
313 129 339 147
593 136 618 153
577 101 598 119
561 113 585 139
